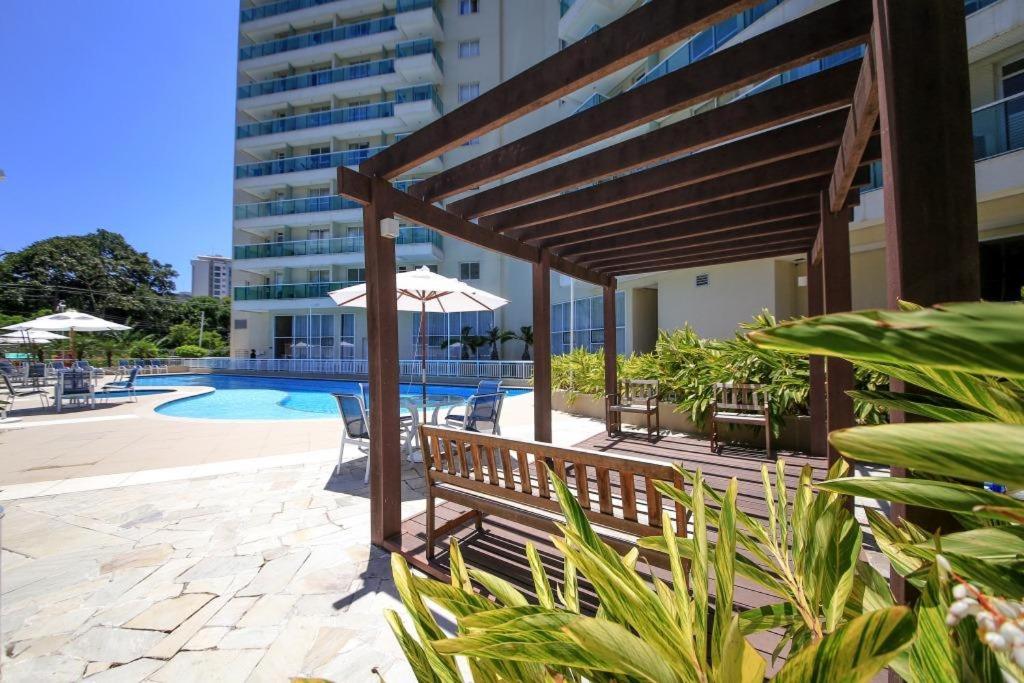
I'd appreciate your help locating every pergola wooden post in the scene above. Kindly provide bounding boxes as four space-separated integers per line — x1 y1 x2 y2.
872 0 980 619
602 282 618 411
362 182 403 545
818 193 855 466
806 249 827 460
532 253 552 443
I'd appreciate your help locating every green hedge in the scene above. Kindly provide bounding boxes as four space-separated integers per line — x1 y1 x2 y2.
551 311 888 436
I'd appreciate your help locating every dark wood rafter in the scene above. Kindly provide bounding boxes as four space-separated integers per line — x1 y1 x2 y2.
336 166 607 287
512 143 878 246
829 42 880 213
429 0 871 207
589 231 818 273
568 200 821 261
362 0 770 179
603 243 814 277
479 89 856 232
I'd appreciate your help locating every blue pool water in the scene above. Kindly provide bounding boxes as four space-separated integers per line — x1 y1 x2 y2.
137 374 527 421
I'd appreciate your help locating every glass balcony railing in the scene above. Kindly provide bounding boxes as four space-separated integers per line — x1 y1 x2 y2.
239 58 395 99
241 0 437 23
972 91 1024 160
233 228 443 259
965 0 1001 14
396 37 443 72
239 15 397 61
234 195 359 220
573 92 608 115
629 0 781 91
560 0 577 18
236 85 439 139
235 146 385 179
861 91 1024 194
234 281 363 301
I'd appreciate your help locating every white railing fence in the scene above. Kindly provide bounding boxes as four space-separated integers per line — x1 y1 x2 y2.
174 357 534 381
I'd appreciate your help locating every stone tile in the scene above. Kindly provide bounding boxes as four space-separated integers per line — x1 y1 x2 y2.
1 654 86 682
236 549 309 597
150 649 263 683
237 594 299 627
183 626 229 651
63 626 165 664
84 662 112 677
124 593 214 632
143 592 234 661
301 626 359 672
175 554 262 582
99 543 174 573
81 657 163 682
12 605 96 640
207 596 258 627
217 626 280 650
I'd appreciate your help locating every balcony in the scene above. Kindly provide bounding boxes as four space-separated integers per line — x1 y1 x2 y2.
233 228 443 262
240 16 397 62
972 91 1024 161
234 146 441 190
235 84 442 149
559 0 633 43
234 280 363 302
237 39 441 112
234 194 358 221
967 0 1024 60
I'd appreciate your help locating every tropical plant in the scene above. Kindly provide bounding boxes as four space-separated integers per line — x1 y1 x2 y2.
173 344 207 358
516 324 534 361
441 326 485 360
386 467 915 682
128 338 159 359
481 327 515 360
750 300 1024 680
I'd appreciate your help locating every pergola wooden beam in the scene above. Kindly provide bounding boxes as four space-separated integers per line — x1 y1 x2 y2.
361 0 767 179
828 42 879 212
424 0 870 205
511 144 873 243
480 90 854 232
540 178 833 250
337 166 607 286
579 218 820 267
592 232 818 273
604 242 812 276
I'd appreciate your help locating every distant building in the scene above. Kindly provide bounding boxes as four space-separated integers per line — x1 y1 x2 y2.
191 255 232 298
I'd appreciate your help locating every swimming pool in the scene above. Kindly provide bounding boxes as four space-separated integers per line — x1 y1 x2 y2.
137 374 528 421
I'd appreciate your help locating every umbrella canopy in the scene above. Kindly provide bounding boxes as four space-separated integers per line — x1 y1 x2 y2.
329 267 508 419
0 330 69 344
4 310 131 333
4 309 130 358
329 266 507 313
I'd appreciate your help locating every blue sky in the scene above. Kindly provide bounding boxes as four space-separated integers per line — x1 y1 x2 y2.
0 1 238 291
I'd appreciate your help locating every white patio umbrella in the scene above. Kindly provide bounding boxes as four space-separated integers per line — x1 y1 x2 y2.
329 266 507 419
0 330 69 344
4 309 130 358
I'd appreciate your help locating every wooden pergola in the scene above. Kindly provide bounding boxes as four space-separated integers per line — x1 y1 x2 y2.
337 0 980 605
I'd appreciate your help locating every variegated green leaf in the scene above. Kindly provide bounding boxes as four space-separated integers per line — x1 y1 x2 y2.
738 603 800 635
467 568 529 608
383 609 443 683
905 525 1024 564
526 542 555 609
819 477 1024 513
847 389 994 423
717 613 767 683
773 607 916 683
636 535 787 597
711 478 738 673
906 563 958 683
562 617 690 683
828 423 1024 489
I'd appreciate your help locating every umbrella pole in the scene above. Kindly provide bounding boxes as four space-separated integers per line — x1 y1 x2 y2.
70 328 76 361
420 302 427 423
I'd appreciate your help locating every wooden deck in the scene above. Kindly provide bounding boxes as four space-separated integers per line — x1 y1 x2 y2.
382 430 827 665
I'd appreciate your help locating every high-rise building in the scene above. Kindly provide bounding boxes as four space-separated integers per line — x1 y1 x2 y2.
230 0 561 361
191 255 232 298
550 0 1024 353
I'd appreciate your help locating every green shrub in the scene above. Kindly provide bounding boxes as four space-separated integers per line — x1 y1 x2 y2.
173 344 207 358
551 311 887 437
128 339 159 359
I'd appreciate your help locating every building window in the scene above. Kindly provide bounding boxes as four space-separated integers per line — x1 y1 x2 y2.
273 313 352 359
551 291 625 355
347 268 366 282
458 40 480 58
459 0 479 14
413 310 494 360
459 262 480 280
462 137 481 146
458 82 480 103
234 319 247 330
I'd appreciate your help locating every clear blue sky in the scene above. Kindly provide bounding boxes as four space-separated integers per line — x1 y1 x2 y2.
0 1 238 292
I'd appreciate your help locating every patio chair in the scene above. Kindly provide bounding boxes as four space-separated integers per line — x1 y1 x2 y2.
442 380 505 428
54 370 95 413
26 363 48 388
332 392 415 483
443 392 505 435
96 366 140 403
75 360 105 380
606 379 660 442
710 382 772 457
3 373 49 409
154 359 169 374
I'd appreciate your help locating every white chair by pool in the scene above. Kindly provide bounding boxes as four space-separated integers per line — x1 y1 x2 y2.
332 392 417 483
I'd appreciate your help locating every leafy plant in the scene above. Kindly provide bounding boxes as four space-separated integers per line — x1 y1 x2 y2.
441 326 485 360
480 327 515 361
173 344 208 358
516 325 534 361
386 465 916 682
750 300 1024 680
128 338 159 359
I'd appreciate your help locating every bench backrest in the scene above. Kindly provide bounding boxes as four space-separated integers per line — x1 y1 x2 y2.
618 379 658 405
420 425 686 539
713 382 767 412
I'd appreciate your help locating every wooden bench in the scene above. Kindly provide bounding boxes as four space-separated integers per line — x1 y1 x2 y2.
419 425 687 562
710 382 772 456
605 379 660 442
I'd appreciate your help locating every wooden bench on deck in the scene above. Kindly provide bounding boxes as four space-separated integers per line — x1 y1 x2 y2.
605 379 661 442
419 425 688 562
710 382 772 457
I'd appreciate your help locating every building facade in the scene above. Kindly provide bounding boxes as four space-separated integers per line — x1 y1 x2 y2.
230 0 561 361
550 0 1024 352
191 255 232 298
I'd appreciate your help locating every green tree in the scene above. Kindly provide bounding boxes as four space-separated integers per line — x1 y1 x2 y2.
173 344 208 358
516 325 534 360
441 326 485 360
481 327 515 360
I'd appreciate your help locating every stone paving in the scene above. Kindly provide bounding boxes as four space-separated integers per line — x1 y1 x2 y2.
0 453 427 682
